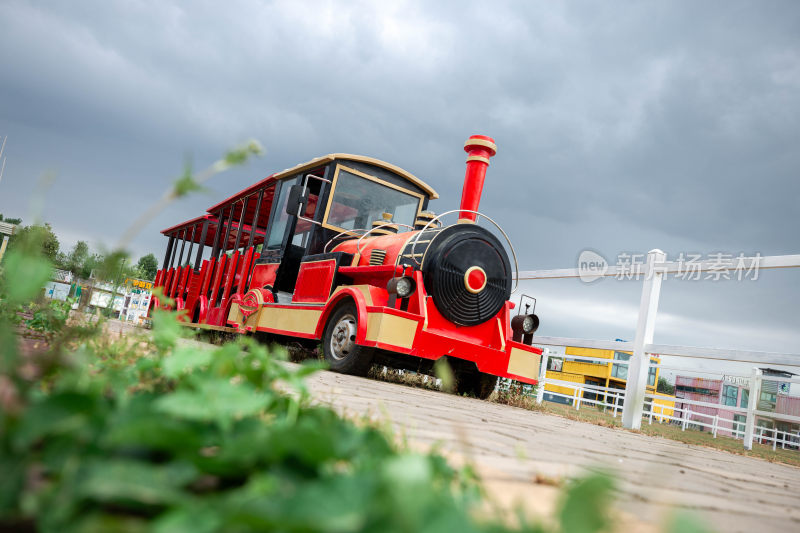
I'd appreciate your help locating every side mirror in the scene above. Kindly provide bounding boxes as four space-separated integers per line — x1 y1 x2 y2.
285 185 309 216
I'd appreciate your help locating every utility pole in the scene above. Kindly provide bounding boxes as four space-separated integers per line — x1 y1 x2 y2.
114 258 127 319
0 135 7 184
0 136 13 263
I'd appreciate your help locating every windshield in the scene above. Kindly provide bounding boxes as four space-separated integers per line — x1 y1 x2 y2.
325 167 421 232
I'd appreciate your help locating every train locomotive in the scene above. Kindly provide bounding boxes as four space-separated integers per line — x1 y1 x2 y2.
151 135 542 398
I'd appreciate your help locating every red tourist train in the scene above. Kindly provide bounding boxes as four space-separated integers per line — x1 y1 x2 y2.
150 135 542 398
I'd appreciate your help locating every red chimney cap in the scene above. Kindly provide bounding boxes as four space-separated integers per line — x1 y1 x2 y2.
464 135 497 157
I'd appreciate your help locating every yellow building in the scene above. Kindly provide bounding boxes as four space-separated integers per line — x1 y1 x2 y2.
544 346 675 418
650 393 676 422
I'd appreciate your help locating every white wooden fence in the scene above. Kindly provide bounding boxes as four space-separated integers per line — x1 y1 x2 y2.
516 250 800 451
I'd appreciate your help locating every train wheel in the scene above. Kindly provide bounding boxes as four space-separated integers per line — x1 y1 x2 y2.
323 303 375 376
455 372 497 399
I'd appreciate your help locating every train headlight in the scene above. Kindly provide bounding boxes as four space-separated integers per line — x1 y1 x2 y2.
522 315 535 333
512 314 539 334
387 276 416 298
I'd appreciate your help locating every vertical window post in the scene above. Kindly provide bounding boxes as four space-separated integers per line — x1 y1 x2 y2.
211 210 224 260
185 225 196 268
176 228 187 266
162 235 175 271
168 232 179 269
233 197 249 251
215 207 236 307
194 220 209 271
248 189 264 249
221 207 235 256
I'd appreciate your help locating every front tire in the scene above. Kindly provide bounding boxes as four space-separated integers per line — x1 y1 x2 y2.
322 303 375 376
455 371 497 399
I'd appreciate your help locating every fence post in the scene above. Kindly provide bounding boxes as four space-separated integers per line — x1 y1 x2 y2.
743 368 763 450
574 387 581 410
536 349 549 405
622 249 666 430
713 415 718 438
773 429 777 451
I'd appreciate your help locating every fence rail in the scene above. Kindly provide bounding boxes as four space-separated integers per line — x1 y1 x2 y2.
516 253 800 280
645 343 800 366
534 374 800 450
524 250 800 451
525 336 630 352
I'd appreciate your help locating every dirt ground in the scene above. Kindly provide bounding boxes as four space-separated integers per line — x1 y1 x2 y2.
103 320 800 533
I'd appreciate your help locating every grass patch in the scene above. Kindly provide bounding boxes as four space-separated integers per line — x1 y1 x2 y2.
488 386 542 411
538 402 800 467
368 367 442 391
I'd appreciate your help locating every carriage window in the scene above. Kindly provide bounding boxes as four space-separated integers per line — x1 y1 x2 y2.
290 174 323 248
325 168 421 232
266 179 295 248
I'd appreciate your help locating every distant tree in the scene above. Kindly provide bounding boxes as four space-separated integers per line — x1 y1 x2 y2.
54 251 68 268
0 213 22 225
66 241 90 277
9 224 60 263
136 253 158 280
83 253 104 279
40 225 60 263
657 377 675 395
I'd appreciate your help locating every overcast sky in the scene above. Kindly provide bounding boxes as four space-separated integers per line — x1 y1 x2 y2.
1 1 798 377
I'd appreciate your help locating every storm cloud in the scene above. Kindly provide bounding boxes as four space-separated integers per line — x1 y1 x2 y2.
1 0 798 363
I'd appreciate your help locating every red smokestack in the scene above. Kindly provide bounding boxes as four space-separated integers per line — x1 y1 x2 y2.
458 135 497 222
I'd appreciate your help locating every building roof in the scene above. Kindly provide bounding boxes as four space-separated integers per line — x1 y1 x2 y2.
761 368 798 377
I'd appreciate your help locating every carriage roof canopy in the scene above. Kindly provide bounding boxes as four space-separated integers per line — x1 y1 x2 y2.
206 153 439 215
160 213 267 249
160 215 215 240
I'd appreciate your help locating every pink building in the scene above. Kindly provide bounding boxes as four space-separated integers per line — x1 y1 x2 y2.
674 376 722 429
676 369 800 446
715 379 749 439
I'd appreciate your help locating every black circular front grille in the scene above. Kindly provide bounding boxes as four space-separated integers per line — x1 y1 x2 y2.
420 225 512 326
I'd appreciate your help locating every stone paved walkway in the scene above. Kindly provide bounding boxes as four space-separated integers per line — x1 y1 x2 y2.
303 368 800 533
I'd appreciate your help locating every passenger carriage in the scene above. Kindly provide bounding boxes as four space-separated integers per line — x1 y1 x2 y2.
151 135 542 398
